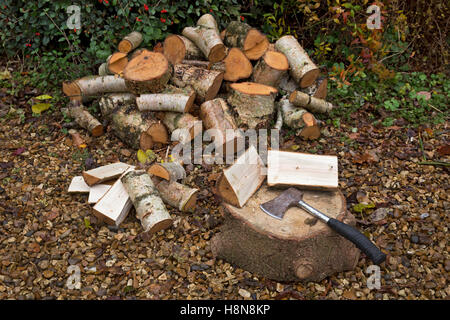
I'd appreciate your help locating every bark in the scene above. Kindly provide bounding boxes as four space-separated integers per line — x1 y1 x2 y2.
118 31 143 53
289 90 333 113
98 62 113 76
136 86 196 113
252 51 289 87
148 161 186 181
157 111 199 143
121 170 173 235
99 93 136 118
163 34 204 64
279 97 320 140
224 21 269 60
152 177 198 212
66 101 103 137
300 76 328 99
275 35 319 88
210 184 360 281
62 75 128 102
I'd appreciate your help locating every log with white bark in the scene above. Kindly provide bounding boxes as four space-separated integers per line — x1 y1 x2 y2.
82 162 132 186
98 62 112 76
121 170 173 234
147 161 186 181
223 21 269 60
267 150 338 189
62 75 128 102
300 76 328 99
274 105 283 131
136 85 196 113
226 82 277 129
181 60 212 69
99 93 136 118
279 97 320 140
215 145 266 208
171 64 223 103
163 34 204 64
123 49 171 94
118 31 143 53
222 48 252 82
200 98 244 155
275 35 319 88
289 90 333 113
278 73 298 95
156 111 199 143
252 51 289 87
152 176 198 212
65 101 103 137
182 14 226 63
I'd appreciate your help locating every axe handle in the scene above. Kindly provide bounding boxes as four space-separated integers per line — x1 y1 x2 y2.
297 200 386 265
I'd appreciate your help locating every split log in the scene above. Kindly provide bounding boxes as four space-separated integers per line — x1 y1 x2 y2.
252 51 289 87
82 162 132 186
110 106 168 150
222 48 252 82
157 111 199 143
107 52 128 75
99 93 136 118
152 177 198 212
171 64 223 103
275 35 319 88
88 184 112 204
200 98 244 155
118 31 143 53
223 21 269 60
123 49 171 94
65 101 103 137
121 170 173 234
267 150 338 189
210 184 360 281
62 75 128 102
226 82 277 129
68 176 91 193
136 86 196 113
92 167 134 226
289 90 333 113
182 14 226 63
300 76 328 99
148 161 186 181
279 97 320 140
163 35 204 64
215 145 265 208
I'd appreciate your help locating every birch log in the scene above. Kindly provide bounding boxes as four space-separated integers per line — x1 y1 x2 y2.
222 48 253 82
182 14 226 63
121 170 173 234
65 101 103 136
252 51 289 87
152 177 198 212
62 75 128 102
300 76 328 99
99 93 136 118
223 21 269 60
171 64 223 103
163 35 204 64
289 90 333 113
148 161 186 181
275 35 319 88
136 86 196 113
118 31 143 53
157 111 199 143
279 97 320 140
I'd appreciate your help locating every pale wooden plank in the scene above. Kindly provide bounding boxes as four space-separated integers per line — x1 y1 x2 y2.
87 184 112 204
68 176 90 193
82 162 131 186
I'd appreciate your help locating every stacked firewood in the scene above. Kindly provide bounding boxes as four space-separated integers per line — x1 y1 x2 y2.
63 14 336 236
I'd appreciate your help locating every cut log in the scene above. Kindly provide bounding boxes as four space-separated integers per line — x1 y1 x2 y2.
118 31 143 53
98 62 112 76
152 177 198 212
121 170 173 234
136 86 196 113
222 48 252 82
216 145 265 208
62 75 128 102
82 162 132 186
223 21 269 60
252 51 289 87
107 52 128 75
182 14 226 63
147 161 186 181
68 176 90 193
300 76 328 99
163 34 204 65
181 60 212 69
267 150 338 189
110 106 168 149
157 112 199 143
171 64 223 103
210 184 360 281
275 35 319 88
289 90 333 113
99 93 136 118
279 97 320 140
66 101 103 137
88 184 112 204
226 82 277 129
274 105 283 131
278 73 298 95
92 167 134 226
199 98 244 155
123 49 171 94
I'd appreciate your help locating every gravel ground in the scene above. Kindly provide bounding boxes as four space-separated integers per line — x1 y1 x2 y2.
0 85 448 300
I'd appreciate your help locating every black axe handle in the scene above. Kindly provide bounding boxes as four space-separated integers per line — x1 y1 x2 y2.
327 218 386 265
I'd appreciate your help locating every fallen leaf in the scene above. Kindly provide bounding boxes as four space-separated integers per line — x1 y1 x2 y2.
352 203 375 214
416 91 431 100
12 147 26 156
28 242 40 253
35 94 53 100
372 207 389 222
343 289 357 299
137 149 156 164
32 103 51 114
437 145 450 156
0 70 11 80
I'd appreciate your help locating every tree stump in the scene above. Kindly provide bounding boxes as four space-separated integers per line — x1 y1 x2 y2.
210 184 360 282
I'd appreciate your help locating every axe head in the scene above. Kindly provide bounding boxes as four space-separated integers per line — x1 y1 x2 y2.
260 188 304 220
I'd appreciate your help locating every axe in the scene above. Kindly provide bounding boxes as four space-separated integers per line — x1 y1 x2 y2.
260 188 386 265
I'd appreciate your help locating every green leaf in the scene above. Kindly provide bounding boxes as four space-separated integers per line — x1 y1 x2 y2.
35 94 53 100
84 217 93 230
137 149 156 164
32 103 52 114
352 203 375 214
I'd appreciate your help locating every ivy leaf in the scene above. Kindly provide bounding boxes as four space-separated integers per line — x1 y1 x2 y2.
32 103 52 114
